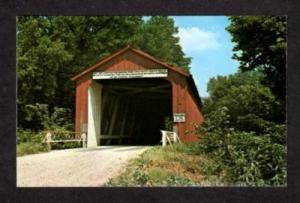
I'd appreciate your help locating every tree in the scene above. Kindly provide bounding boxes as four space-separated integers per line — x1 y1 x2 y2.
17 16 143 130
131 16 191 70
204 71 283 133
226 16 286 107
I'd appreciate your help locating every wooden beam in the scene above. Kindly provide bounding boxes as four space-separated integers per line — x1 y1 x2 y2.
101 89 107 115
120 84 170 96
107 96 120 144
119 101 129 144
106 83 170 90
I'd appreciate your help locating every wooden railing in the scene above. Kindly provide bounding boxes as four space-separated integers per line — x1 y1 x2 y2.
160 130 181 146
42 131 87 150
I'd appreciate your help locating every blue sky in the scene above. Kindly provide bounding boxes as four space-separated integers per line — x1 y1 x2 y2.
171 16 240 97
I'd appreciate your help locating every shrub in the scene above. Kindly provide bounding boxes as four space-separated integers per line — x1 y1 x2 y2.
197 107 287 186
225 131 287 186
46 107 73 130
17 128 82 154
17 129 44 144
20 103 73 131
17 142 49 156
23 103 50 131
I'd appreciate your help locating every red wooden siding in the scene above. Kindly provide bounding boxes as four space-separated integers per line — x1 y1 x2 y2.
72 47 203 142
75 75 92 135
167 70 203 142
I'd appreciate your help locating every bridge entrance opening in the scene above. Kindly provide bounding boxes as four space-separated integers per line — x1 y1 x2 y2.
96 78 172 145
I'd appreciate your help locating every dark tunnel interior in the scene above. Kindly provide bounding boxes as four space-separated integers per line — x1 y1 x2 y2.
97 78 172 145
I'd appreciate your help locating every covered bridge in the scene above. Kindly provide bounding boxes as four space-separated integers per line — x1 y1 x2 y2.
71 46 204 147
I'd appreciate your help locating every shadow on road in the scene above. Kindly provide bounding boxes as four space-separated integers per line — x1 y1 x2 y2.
112 146 151 152
75 145 151 153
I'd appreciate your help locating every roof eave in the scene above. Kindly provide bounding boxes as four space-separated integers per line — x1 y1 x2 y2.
71 46 190 81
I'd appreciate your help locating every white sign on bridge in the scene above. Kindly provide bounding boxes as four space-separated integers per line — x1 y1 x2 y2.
93 69 168 79
173 113 186 123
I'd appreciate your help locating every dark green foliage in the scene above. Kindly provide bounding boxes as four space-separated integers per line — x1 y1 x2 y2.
198 104 287 186
22 103 50 131
19 103 73 131
164 116 174 131
17 130 48 156
204 71 283 134
50 142 82 150
17 129 45 144
17 128 82 156
45 107 73 130
198 16 287 186
17 142 49 157
226 16 286 113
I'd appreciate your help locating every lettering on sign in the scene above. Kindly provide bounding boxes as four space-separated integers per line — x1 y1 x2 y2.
92 69 168 79
173 113 186 123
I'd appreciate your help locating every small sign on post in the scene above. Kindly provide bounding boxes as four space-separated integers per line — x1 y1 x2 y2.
173 113 185 123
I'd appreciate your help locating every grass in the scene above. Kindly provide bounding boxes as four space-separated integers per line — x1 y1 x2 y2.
17 142 83 157
17 129 83 157
17 142 49 157
106 143 229 186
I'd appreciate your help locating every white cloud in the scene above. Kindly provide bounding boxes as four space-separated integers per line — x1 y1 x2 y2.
176 27 219 53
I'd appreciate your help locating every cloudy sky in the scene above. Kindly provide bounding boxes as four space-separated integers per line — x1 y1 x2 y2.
172 16 239 97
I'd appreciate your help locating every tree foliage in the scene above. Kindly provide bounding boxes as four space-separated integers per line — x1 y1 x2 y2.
226 16 287 105
204 71 284 133
17 16 189 130
198 106 286 186
197 16 287 186
130 16 191 69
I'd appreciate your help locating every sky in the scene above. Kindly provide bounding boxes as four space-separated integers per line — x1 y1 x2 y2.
171 16 240 97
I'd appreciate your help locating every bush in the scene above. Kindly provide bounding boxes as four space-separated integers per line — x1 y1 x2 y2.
17 142 49 156
17 128 82 154
20 103 73 131
17 129 44 144
46 107 73 130
225 131 286 186
197 107 287 186
23 103 50 131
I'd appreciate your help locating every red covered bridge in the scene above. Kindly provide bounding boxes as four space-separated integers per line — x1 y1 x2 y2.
71 46 203 147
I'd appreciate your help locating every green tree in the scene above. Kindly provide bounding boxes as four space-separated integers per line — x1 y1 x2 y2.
226 16 286 108
17 16 143 130
131 16 191 70
204 71 283 133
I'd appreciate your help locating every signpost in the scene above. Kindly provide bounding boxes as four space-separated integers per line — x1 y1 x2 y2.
173 113 186 122
92 69 168 79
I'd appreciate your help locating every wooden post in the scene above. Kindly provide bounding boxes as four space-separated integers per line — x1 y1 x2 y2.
46 132 52 150
161 130 167 146
87 82 102 147
128 99 138 139
107 97 120 145
173 132 177 143
166 132 172 145
120 101 129 136
119 101 129 144
81 133 87 148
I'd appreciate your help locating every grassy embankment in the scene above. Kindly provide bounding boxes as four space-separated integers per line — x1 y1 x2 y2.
106 143 228 186
17 130 82 157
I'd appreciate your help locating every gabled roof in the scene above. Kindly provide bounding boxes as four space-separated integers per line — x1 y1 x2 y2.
71 46 190 81
71 46 202 108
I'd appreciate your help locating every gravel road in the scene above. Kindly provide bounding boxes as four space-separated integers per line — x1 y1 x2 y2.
17 146 150 187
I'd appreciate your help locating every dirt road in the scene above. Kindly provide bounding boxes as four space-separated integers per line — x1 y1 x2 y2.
17 146 150 187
